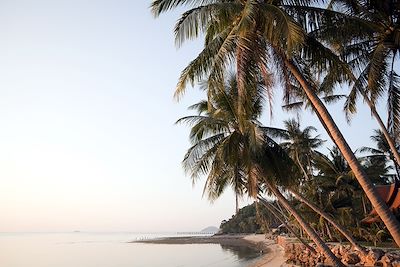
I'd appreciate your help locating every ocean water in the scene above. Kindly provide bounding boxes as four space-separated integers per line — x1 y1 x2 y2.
0 232 260 267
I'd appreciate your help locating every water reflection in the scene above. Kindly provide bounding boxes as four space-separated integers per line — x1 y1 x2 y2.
220 244 261 260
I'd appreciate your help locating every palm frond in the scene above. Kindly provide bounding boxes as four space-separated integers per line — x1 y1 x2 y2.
259 3 306 53
174 3 241 47
367 43 389 104
151 0 219 17
174 25 236 100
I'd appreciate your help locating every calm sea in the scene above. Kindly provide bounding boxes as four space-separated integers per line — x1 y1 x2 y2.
0 232 261 267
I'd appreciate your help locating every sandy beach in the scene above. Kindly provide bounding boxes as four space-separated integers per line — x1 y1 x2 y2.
243 235 287 267
135 234 287 267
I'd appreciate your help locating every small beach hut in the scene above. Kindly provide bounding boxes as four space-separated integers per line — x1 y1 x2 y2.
362 182 400 224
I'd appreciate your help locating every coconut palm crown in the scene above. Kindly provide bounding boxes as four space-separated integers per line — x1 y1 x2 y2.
176 72 267 204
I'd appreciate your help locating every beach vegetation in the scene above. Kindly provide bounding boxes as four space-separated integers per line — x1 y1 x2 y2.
151 0 400 261
219 202 278 234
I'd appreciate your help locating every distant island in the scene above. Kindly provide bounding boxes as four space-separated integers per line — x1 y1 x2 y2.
200 226 219 233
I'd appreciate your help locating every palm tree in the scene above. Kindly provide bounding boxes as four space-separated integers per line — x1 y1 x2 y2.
265 119 325 182
284 59 400 246
176 72 265 213
322 0 400 173
252 146 345 266
266 120 366 252
313 146 392 228
360 129 400 181
151 0 400 245
289 190 367 253
178 73 345 266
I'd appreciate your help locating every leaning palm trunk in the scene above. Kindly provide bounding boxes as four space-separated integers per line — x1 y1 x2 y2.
258 196 317 254
359 89 400 168
285 58 400 247
289 190 366 254
264 180 345 267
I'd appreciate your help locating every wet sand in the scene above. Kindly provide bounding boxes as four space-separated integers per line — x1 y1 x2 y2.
134 234 287 267
134 234 257 247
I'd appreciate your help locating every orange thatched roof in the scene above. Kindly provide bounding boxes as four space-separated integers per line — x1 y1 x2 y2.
362 182 400 224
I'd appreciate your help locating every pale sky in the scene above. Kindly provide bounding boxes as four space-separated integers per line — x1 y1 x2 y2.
0 0 389 232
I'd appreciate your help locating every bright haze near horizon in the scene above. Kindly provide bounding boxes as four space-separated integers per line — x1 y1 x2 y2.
0 0 391 233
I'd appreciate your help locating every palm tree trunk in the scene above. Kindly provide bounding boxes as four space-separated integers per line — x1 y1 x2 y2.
326 223 334 241
236 45 247 133
289 190 367 254
264 180 345 267
362 195 368 216
295 150 309 181
235 164 240 214
359 89 400 169
285 58 400 247
235 193 239 214
258 196 317 254
395 163 400 181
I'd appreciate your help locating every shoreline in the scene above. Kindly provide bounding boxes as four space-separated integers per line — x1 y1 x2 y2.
133 234 288 267
243 235 288 267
